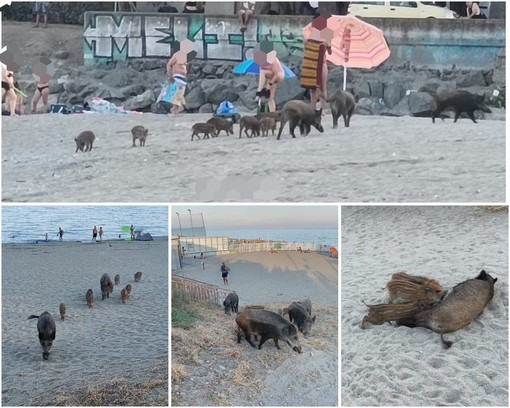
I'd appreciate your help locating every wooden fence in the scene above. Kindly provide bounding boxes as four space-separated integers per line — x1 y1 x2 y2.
172 275 232 306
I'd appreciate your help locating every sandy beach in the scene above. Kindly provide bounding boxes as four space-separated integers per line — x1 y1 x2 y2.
2 238 168 406
341 206 508 406
175 250 338 305
2 113 505 203
172 251 338 406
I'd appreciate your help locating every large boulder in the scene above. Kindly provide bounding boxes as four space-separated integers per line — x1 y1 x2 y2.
274 77 306 109
408 91 435 115
185 86 206 110
383 83 405 109
457 70 487 88
123 89 155 111
202 80 239 105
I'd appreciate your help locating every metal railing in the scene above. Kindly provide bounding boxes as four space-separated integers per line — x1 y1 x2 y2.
172 275 232 306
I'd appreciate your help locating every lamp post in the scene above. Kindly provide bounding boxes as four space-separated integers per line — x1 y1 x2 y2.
175 212 182 237
188 209 194 238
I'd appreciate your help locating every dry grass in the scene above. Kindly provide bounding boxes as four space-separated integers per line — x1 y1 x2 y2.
171 364 189 383
232 360 261 389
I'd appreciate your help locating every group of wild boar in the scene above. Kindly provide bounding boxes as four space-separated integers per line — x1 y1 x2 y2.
223 292 317 354
28 271 143 360
361 270 498 349
191 89 356 141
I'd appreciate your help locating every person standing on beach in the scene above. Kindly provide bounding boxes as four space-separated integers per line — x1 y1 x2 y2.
130 224 135 240
166 49 188 117
92 226 98 242
57 227 64 241
221 262 230 285
2 63 17 116
31 77 51 114
44 233 49 242
99 226 104 242
33 2 50 28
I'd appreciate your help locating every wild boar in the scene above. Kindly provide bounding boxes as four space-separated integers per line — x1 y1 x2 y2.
223 292 239 314
126 284 132 295
260 117 277 136
207 117 234 136
235 308 302 353
59 303 66 321
191 123 218 140
121 288 128 304
75 130 95 152
131 125 149 147
277 100 324 140
329 89 356 129
287 301 316 336
297 298 312 315
432 90 492 123
100 273 113 300
239 116 261 138
28 311 56 360
361 300 435 329
86 289 94 308
387 272 446 304
397 270 498 349
114 274 120 285
134 271 142 282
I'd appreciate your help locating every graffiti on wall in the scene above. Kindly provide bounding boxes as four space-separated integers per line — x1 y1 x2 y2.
83 13 305 65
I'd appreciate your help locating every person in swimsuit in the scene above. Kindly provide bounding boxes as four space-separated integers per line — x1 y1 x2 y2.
99 227 104 242
58 227 64 242
2 63 17 116
130 224 135 240
34 2 50 28
238 2 255 33
466 2 486 18
92 226 98 242
255 51 285 113
31 79 50 114
166 51 188 117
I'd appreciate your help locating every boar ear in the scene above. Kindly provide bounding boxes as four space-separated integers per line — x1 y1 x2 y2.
477 270 487 280
493 277 498 283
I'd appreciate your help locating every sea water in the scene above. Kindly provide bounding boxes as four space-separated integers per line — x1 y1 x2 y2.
2 206 168 244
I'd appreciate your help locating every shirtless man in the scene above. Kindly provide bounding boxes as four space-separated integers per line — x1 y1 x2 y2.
166 51 188 117
2 63 17 116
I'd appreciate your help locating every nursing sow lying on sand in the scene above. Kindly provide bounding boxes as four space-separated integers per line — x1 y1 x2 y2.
362 270 498 349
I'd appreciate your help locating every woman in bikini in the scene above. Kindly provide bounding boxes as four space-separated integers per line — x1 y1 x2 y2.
32 78 50 114
2 63 17 116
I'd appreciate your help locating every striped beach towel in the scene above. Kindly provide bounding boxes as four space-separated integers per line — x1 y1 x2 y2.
300 39 326 89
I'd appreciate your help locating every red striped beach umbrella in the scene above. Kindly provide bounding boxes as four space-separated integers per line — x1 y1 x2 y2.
304 15 391 89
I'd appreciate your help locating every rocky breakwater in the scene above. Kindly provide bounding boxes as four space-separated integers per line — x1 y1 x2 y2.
13 57 505 119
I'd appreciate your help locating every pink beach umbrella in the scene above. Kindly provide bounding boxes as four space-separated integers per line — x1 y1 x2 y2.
303 15 391 90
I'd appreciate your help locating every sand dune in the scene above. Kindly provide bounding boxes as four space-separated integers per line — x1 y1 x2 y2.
2 113 504 202
2 239 168 406
341 206 508 406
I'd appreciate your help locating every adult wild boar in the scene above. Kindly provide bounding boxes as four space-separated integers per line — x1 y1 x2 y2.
277 100 324 140
432 90 492 124
297 298 312 315
287 301 316 335
329 89 356 129
100 273 113 300
397 270 498 349
236 308 302 353
28 311 56 360
223 292 239 314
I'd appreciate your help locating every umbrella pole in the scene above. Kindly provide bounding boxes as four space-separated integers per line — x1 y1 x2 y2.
343 66 347 91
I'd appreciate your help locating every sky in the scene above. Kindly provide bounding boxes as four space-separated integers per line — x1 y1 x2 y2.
172 205 338 229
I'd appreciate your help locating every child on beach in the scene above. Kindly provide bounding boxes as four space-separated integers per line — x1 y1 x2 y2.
221 262 230 285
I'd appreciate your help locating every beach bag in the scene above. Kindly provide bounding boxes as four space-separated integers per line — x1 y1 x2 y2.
216 101 238 116
50 104 71 114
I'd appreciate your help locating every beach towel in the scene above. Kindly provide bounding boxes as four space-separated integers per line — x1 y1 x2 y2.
300 39 325 89
157 75 187 106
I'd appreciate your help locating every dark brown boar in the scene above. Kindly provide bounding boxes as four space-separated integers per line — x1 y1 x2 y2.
134 271 142 282
207 117 234 136
223 292 239 314
75 130 95 152
131 125 149 147
287 301 316 336
239 116 261 138
235 308 302 353
329 89 356 129
28 311 56 360
100 273 113 300
86 289 94 308
277 100 324 140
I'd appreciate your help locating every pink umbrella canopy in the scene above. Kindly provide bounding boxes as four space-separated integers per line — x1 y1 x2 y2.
303 14 391 68
303 14 391 89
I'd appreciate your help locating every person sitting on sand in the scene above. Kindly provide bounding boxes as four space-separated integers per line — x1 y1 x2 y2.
221 262 230 285
166 50 188 117
32 78 51 114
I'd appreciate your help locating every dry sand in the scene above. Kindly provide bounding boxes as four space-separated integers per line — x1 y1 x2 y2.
176 251 338 305
172 251 338 406
341 206 508 406
2 238 168 406
2 113 505 203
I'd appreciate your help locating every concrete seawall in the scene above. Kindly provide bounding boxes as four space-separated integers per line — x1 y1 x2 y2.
83 12 505 71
